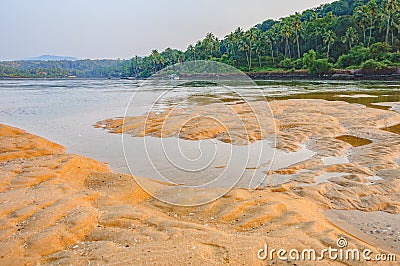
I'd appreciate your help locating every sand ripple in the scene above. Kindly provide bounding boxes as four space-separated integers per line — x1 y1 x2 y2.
2 97 400 265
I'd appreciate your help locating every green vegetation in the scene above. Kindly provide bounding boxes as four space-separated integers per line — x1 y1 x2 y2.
1 0 400 78
362 59 387 70
0 59 133 78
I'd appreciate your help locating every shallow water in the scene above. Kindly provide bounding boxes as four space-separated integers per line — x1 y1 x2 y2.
298 172 349 187
1 79 399 184
123 137 315 188
325 210 400 253
321 155 349 165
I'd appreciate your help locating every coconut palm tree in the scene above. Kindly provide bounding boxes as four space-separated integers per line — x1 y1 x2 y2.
323 30 336 58
280 19 293 58
306 13 323 50
131 56 140 77
389 11 400 45
265 29 276 63
384 0 399 44
270 23 281 59
150 49 164 72
225 31 238 64
233 27 244 40
342 27 359 49
187 45 196 62
292 12 302 58
254 30 266 67
193 40 206 60
225 27 244 65
203 32 219 59
367 0 378 47
224 33 235 56
238 38 248 70
354 5 370 44
242 28 257 71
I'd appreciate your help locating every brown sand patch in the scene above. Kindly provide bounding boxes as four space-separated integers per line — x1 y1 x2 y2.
381 123 400 135
335 135 372 147
1 124 396 265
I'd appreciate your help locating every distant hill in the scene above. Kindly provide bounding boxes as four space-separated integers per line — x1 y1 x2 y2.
23 55 78 61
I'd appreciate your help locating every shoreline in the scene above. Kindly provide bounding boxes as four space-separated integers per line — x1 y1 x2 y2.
2 70 400 81
249 72 400 81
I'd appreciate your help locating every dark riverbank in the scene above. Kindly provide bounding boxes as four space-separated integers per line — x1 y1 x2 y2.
248 69 400 81
1 68 400 81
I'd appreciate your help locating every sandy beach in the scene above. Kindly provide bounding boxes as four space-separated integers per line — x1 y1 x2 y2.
1 99 399 265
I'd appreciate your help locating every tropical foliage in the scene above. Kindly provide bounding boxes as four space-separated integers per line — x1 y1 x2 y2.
1 0 400 78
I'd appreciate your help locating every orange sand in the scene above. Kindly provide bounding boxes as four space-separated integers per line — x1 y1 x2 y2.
2 98 400 264
98 99 400 214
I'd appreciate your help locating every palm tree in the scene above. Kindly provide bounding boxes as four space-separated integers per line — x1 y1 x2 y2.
306 13 323 50
280 19 293 58
342 27 359 49
225 29 242 65
238 38 248 69
389 11 400 45
270 24 281 61
224 34 234 56
265 30 276 63
323 30 336 58
354 5 370 44
292 13 302 58
128 56 140 78
203 32 219 59
194 40 206 60
177 52 184 64
150 49 164 72
233 27 244 41
367 0 378 47
254 30 266 67
187 44 196 62
242 28 257 71
384 0 399 44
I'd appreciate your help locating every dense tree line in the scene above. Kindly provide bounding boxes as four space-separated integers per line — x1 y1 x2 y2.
1 0 399 78
0 59 132 78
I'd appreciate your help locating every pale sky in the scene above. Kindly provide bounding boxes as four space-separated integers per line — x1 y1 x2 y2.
0 0 335 60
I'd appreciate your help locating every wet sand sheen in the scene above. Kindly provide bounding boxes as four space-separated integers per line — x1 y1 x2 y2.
325 210 400 254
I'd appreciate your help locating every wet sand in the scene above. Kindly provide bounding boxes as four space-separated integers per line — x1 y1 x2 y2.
0 123 397 265
98 99 400 261
326 210 400 254
2 98 400 264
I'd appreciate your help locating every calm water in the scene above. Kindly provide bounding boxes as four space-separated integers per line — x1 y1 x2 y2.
1 79 399 186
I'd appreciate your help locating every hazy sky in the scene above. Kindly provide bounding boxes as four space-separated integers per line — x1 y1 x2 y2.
0 0 335 60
